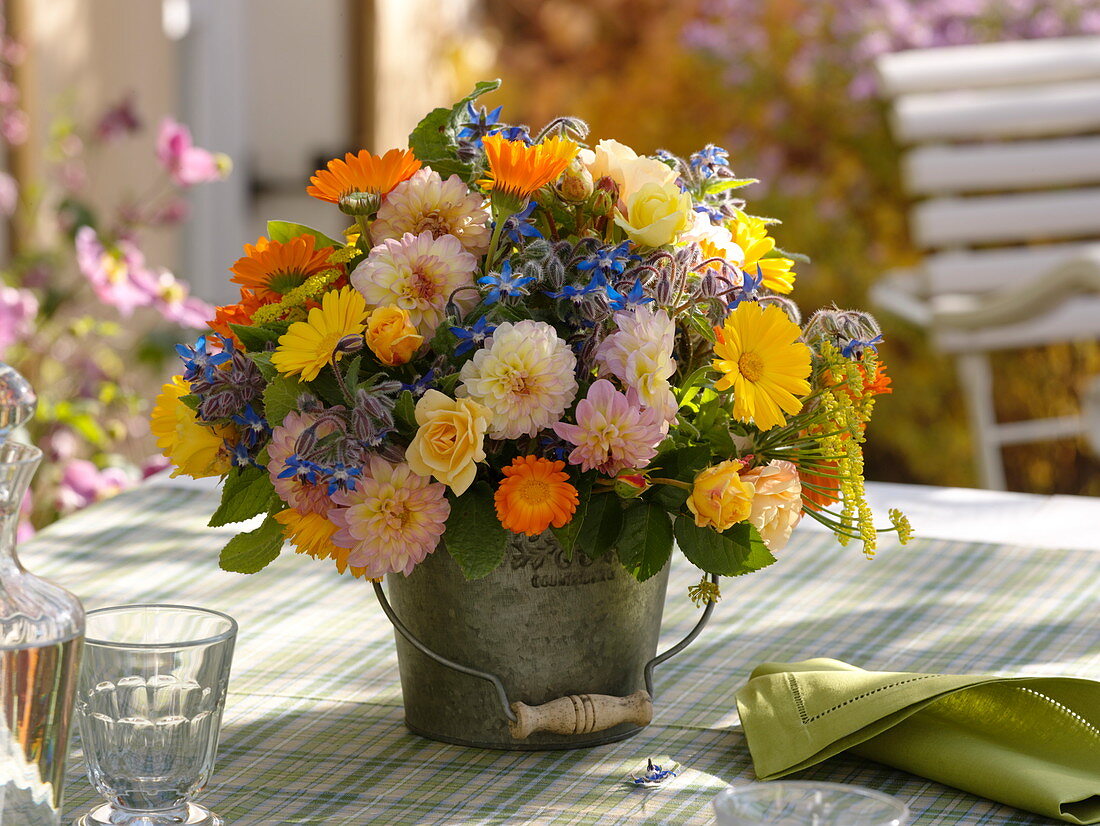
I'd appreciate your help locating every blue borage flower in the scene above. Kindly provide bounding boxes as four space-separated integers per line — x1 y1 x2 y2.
324 462 361 495
231 403 269 448
277 455 324 485
457 103 532 150
694 203 726 224
498 201 542 244
841 333 884 359
451 318 497 356
402 368 438 397
576 241 638 280
229 440 255 468
478 260 534 305
728 265 764 309
689 144 730 179
545 278 601 304
627 759 679 788
606 278 653 312
176 334 231 383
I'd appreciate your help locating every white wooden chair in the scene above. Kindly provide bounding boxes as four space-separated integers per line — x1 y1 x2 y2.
871 36 1100 490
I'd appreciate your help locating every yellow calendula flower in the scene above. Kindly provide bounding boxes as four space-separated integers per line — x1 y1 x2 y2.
149 376 234 479
712 302 812 431
274 508 371 579
271 287 369 381
730 214 796 294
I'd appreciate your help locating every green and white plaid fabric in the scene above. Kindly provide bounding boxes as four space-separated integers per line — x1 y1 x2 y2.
19 484 1096 825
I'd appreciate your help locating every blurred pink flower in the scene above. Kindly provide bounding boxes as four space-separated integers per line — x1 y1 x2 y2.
148 267 215 329
43 428 80 463
74 226 157 316
0 285 38 358
95 92 141 142
156 117 225 187
1 109 28 145
0 170 17 216
140 454 171 479
56 460 133 513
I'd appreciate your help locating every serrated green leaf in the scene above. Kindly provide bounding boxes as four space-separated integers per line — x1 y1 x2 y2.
617 502 673 581
673 516 776 577
230 323 282 353
768 246 811 264
550 475 594 559
218 515 284 574
308 364 347 406
179 393 202 411
572 492 623 561
266 220 341 249
342 355 362 391
209 466 278 527
443 482 507 579
393 389 416 436
263 375 306 429
408 79 501 184
685 311 717 343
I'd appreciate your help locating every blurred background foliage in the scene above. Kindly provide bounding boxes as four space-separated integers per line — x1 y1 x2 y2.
477 0 1100 493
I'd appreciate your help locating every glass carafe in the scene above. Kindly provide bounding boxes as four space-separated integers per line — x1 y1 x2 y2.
1 364 84 825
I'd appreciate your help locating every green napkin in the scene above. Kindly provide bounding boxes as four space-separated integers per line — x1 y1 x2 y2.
736 658 1100 824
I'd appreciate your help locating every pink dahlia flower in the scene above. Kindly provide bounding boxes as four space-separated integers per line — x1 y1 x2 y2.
328 457 449 578
553 379 664 475
267 411 337 516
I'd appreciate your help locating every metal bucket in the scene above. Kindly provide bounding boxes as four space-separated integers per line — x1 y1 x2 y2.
377 532 715 750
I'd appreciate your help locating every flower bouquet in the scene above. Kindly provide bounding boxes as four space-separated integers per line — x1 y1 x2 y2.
152 80 910 603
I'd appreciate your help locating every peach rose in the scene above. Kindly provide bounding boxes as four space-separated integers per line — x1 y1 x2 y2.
741 460 803 552
405 390 490 495
686 460 755 532
365 305 423 366
613 180 694 248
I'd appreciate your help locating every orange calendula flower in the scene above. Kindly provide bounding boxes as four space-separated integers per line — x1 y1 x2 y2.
209 289 271 343
481 134 579 201
494 455 579 537
230 236 335 301
307 148 421 204
862 359 892 397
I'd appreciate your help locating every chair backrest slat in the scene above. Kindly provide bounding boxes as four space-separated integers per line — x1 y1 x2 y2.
924 241 1100 295
905 136 1100 195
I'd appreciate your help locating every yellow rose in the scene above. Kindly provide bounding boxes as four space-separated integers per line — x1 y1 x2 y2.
613 180 693 248
740 460 803 552
148 376 233 479
405 390 490 495
686 460 755 532
365 305 424 366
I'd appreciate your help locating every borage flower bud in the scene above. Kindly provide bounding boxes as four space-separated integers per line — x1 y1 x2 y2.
336 334 365 355
338 190 381 217
613 472 650 499
296 392 323 414
654 275 674 306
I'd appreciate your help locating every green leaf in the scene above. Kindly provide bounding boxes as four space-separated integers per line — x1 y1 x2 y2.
408 79 501 183
308 364 348 406
685 311 717 344
572 491 623 561
179 393 202 411
393 389 417 436
266 220 341 250
550 475 594 559
443 482 508 579
263 374 306 428
209 466 278 527
247 351 278 381
768 246 811 265
342 355 362 391
617 502 674 581
673 516 777 577
230 323 282 353
705 177 759 194
218 515 284 574
648 446 710 510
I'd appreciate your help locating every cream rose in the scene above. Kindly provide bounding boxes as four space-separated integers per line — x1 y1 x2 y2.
585 139 676 199
686 460 755 532
365 305 424 366
614 180 693 248
741 460 803 552
405 390 490 496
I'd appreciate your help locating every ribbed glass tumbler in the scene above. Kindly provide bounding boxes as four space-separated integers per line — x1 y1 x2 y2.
72 605 237 826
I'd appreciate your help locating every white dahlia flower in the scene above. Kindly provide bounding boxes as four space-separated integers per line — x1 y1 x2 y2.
373 168 490 257
351 230 478 336
458 320 578 439
596 305 678 423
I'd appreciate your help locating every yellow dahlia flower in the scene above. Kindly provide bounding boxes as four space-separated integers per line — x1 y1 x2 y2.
149 376 233 479
712 302 812 431
271 287 369 381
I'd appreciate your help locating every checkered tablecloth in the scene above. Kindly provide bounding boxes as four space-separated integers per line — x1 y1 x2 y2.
19 483 1096 825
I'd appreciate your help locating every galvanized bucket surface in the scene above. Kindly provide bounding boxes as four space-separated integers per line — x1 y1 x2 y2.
384 532 671 750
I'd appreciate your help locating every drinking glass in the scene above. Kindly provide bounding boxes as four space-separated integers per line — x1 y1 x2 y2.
73 605 237 826
713 781 910 826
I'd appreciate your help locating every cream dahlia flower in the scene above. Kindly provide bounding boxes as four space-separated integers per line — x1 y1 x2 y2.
596 306 678 423
351 231 478 336
458 320 578 439
373 168 490 257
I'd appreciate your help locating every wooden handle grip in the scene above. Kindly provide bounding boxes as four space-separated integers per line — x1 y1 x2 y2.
508 690 653 739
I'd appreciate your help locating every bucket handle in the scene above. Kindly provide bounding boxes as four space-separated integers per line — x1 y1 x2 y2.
371 572 719 739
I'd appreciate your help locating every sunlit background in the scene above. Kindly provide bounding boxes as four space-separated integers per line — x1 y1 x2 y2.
4 0 1100 535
